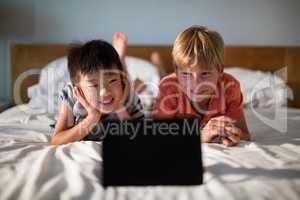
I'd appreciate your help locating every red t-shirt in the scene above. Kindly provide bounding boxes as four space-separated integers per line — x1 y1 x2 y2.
153 72 244 124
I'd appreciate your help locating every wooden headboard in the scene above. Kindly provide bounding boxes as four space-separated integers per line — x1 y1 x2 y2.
10 44 300 107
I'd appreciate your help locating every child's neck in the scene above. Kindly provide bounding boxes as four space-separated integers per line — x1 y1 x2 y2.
191 97 210 115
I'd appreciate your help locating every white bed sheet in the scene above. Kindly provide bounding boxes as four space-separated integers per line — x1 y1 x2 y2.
0 105 299 200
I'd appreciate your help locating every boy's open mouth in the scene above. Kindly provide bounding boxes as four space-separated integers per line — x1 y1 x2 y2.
99 97 114 105
191 89 213 96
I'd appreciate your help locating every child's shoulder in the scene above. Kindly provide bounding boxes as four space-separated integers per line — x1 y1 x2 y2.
222 72 241 88
59 83 78 111
60 83 75 100
60 83 73 99
158 73 180 92
221 73 242 99
160 73 178 83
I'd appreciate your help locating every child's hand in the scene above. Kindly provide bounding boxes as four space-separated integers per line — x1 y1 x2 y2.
221 124 242 147
73 86 101 121
201 116 242 147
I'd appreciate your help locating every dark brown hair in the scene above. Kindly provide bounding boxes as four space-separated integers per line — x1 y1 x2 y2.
67 39 123 83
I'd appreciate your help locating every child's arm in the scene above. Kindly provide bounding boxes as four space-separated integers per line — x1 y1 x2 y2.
220 115 250 147
51 101 100 145
201 116 229 143
201 115 250 147
51 87 101 145
203 75 250 147
229 115 250 140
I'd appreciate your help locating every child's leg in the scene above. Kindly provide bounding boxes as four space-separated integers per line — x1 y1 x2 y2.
112 32 131 96
112 32 128 69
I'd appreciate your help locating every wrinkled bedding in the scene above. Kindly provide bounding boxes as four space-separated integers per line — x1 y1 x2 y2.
0 105 299 200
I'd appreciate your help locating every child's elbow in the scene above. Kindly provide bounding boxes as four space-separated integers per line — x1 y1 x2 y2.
50 137 59 145
242 131 251 141
50 135 63 145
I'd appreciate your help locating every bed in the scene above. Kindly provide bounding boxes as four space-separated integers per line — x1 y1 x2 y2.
0 44 300 200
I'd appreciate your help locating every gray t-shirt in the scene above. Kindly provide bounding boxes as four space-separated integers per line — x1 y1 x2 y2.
51 83 144 140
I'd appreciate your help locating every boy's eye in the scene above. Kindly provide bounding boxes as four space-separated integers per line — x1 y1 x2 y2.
109 79 118 84
181 72 192 78
88 84 98 88
201 72 211 77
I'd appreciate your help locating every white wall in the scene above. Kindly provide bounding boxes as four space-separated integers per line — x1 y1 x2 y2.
1 0 300 100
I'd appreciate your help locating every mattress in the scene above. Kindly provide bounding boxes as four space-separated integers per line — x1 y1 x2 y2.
0 104 299 200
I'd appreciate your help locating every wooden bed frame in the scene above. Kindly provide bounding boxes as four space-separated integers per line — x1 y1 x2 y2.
10 44 300 107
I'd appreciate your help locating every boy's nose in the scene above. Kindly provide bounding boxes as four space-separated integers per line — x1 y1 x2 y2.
98 86 111 97
189 74 200 85
190 73 200 82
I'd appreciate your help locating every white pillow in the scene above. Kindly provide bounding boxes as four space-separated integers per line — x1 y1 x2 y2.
125 56 160 109
224 67 293 108
27 56 160 115
27 57 69 115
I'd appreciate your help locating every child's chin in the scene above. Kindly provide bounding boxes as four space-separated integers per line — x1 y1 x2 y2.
98 104 116 114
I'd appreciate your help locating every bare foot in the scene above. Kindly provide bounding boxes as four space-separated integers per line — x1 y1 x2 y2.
112 32 128 62
150 52 166 77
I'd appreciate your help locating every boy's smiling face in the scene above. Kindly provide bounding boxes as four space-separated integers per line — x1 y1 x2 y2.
77 70 124 113
177 66 221 104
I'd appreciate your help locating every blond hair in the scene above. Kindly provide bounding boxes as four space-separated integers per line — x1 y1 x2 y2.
172 25 224 70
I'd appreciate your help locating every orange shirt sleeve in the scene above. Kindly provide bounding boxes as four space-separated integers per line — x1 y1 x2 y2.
152 79 180 118
225 78 244 120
